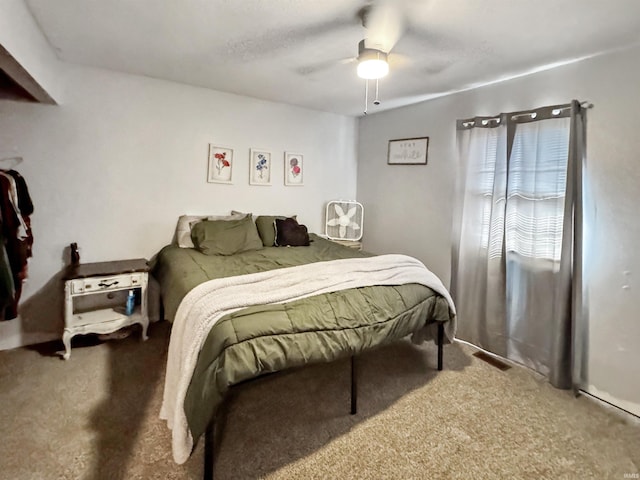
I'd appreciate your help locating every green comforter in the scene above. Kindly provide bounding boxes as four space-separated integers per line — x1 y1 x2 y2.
153 235 453 448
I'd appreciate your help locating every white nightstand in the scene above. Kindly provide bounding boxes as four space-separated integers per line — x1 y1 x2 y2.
62 258 149 360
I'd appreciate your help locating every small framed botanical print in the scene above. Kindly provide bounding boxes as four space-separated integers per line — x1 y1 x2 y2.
207 145 233 184
284 152 304 186
249 148 272 185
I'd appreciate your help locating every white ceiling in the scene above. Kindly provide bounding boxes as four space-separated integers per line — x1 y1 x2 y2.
24 0 640 116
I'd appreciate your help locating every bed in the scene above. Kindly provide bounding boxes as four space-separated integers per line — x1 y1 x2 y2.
153 214 456 476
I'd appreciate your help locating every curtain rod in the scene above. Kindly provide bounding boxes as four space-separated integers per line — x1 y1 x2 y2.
458 100 593 129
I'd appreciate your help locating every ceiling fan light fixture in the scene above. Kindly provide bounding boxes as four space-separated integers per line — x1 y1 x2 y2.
357 57 389 79
357 40 389 79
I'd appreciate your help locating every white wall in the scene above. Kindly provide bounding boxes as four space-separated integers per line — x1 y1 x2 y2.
357 45 640 416
0 0 63 103
0 63 358 349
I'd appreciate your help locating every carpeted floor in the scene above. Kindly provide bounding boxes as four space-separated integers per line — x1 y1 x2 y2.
0 321 638 480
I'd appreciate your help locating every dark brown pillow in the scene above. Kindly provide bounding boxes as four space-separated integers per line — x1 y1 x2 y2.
255 215 296 246
274 217 310 247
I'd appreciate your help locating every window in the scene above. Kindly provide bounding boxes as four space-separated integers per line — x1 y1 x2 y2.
505 119 570 261
466 126 506 259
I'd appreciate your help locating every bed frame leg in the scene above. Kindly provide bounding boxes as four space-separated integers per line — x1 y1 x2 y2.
350 355 357 415
437 322 444 371
204 420 215 480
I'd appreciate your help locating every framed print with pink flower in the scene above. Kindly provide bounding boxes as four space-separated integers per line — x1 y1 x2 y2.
207 144 233 184
284 152 304 186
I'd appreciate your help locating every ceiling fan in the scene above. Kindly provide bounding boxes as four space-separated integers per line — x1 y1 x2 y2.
295 1 432 114
293 2 409 76
356 2 405 76
359 2 415 113
222 1 453 111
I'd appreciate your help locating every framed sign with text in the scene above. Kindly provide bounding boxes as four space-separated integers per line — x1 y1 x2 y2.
387 137 429 165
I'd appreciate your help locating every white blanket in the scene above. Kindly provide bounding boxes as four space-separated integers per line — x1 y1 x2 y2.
160 254 456 464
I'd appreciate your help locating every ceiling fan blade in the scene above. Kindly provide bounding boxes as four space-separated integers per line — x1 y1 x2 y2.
422 57 455 75
295 56 356 76
218 17 355 62
364 1 406 52
388 51 450 74
388 52 412 68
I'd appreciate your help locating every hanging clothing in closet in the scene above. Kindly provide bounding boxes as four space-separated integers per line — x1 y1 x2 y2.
0 169 34 320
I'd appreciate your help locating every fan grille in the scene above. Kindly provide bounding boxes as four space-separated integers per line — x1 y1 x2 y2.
325 201 364 241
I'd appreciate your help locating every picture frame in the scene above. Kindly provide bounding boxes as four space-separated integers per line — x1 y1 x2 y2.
284 152 304 186
249 148 272 185
207 144 233 184
387 137 429 165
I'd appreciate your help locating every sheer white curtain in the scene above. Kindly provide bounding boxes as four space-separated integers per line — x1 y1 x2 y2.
452 102 586 388
451 116 508 357
505 117 570 376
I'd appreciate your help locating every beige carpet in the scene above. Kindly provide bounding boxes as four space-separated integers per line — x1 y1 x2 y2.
0 321 638 480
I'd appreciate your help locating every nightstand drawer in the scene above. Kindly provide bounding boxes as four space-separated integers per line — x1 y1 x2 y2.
71 274 142 294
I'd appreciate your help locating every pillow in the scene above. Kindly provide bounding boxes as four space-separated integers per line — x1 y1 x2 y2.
254 216 283 247
231 210 252 218
173 212 248 248
191 216 263 255
274 217 310 247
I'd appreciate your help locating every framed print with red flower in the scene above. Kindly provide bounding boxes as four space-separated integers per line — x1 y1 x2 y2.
208 144 233 184
284 152 304 186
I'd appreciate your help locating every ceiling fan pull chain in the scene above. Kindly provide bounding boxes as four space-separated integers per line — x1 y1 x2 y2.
364 79 369 115
374 78 380 106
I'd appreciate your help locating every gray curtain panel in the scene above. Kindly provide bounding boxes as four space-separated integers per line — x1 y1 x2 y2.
452 101 586 389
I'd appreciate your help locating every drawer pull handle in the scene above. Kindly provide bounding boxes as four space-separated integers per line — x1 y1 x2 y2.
98 280 119 288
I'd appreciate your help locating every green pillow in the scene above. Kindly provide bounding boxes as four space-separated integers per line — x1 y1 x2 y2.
255 215 296 247
191 216 263 255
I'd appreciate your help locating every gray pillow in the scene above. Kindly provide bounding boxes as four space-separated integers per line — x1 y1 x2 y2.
191 216 263 255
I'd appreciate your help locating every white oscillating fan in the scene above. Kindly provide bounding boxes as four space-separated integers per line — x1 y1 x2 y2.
325 200 364 241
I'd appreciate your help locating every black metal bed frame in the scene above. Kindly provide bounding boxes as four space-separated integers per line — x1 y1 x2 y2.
203 322 445 479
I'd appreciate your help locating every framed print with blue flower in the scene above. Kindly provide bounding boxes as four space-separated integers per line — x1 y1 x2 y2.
249 149 272 185
284 152 304 186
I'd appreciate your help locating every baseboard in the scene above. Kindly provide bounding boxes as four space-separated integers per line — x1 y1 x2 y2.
0 327 59 352
455 339 534 372
578 390 640 424
0 317 161 352
455 339 640 423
